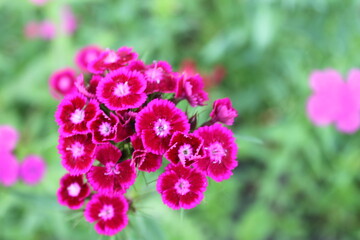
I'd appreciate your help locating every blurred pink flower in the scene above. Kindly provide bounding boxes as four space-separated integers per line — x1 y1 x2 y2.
39 20 56 40
0 151 19 186
20 155 46 185
0 125 19 152
307 69 360 133
61 5 77 35
29 0 49 6
24 21 40 39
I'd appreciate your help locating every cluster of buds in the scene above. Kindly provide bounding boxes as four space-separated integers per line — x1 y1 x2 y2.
53 46 239 236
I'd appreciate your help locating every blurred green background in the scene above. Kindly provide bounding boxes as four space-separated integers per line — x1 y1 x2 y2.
1 0 360 239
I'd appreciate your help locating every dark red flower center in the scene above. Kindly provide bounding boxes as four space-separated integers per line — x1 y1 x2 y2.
98 204 114 220
154 119 171 137
175 178 190 195
208 142 226 163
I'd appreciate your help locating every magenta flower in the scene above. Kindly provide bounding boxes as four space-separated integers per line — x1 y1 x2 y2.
175 74 209 107
89 112 118 144
131 134 162 172
49 68 77 99
165 132 204 167
75 46 102 72
39 20 56 40
156 164 207 210
96 68 147 111
87 144 136 194
307 69 360 133
20 155 46 185
135 99 190 155
58 133 96 175
88 47 138 74
210 98 238 125
57 173 91 209
0 151 19 186
84 194 129 236
193 124 238 182
55 94 99 137
75 74 101 98
61 5 77 35
0 125 19 152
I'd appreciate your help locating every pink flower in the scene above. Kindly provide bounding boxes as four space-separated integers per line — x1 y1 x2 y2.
39 20 56 40
210 98 238 125
128 60 177 94
49 68 77 99
307 69 360 133
89 112 118 144
165 132 204 167
57 173 91 209
175 74 209 107
0 151 19 186
58 133 96 175
193 124 238 182
75 46 103 72
131 134 162 172
29 0 49 6
55 94 99 137
96 68 147 111
24 21 40 39
20 155 46 185
61 5 77 35
75 74 101 98
88 47 138 74
84 194 129 236
156 164 207 210
87 144 136 194
0 125 19 152
135 99 190 155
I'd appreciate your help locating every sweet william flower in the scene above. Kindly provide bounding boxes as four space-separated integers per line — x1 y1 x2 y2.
49 68 77 99
57 173 91 209
0 151 19 186
55 93 99 137
20 155 46 185
87 144 136 194
156 163 207 210
131 134 162 172
210 98 238 125
193 124 238 182
58 133 96 175
0 125 19 152
175 74 209 107
135 99 190 155
89 112 118 144
96 68 147 111
75 74 101 99
165 131 204 167
84 193 129 236
75 46 102 72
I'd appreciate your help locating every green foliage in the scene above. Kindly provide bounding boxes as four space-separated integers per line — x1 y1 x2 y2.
1 0 360 239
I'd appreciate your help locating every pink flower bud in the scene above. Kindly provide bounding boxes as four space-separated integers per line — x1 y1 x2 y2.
210 98 238 125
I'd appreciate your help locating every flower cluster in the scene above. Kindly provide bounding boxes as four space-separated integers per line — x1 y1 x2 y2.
307 69 360 133
54 46 238 236
0 125 46 186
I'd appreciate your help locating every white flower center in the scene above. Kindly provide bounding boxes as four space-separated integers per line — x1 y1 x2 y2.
114 82 130 97
154 118 171 137
67 182 81 197
104 51 119 64
208 142 226 163
104 163 120 176
98 205 114 220
70 109 85 124
175 178 190 195
99 122 112 136
145 67 163 83
178 144 193 165
67 142 85 158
